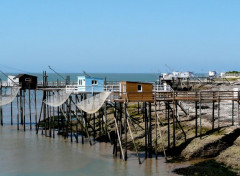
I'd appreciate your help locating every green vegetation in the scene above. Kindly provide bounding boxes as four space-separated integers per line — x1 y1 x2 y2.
174 159 237 176
226 71 240 74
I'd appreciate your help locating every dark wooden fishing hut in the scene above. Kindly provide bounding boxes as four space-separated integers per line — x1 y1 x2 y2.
14 74 37 90
14 74 38 131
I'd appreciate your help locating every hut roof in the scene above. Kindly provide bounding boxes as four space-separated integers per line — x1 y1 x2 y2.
14 74 37 79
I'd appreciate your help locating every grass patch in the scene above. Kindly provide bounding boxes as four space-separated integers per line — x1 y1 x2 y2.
173 159 237 176
128 104 138 108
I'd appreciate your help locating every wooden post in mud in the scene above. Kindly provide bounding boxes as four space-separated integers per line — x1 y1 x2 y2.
61 104 64 135
199 92 202 138
93 113 96 141
17 92 20 130
82 111 86 144
98 109 102 137
53 98 55 139
148 102 152 158
124 102 127 161
195 92 198 137
119 102 122 159
232 100 234 126
155 101 158 159
144 102 148 158
66 99 69 140
29 88 32 130
75 95 78 143
35 89 37 131
11 101 13 125
137 102 140 114
172 94 176 148
212 100 215 130
113 102 117 156
23 90 26 131
0 80 2 126
70 96 72 142
218 93 220 132
57 106 60 133
44 91 47 136
238 101 240 126
167 102 170 149
238 91 240 126
48 92 51 137
20 89 23 125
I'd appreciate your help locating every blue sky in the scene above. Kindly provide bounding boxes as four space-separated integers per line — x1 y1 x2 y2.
0 0 240 73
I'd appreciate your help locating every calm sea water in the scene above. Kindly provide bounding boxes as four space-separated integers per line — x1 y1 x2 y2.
0 125 193 176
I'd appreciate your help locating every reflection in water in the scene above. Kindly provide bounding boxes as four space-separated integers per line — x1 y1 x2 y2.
0 126 191 176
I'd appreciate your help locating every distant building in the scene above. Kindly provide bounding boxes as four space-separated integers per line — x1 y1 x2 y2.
7 75 19 86
77 75 104 93
209 71 217 77
161 71 194 80
220 72 240 79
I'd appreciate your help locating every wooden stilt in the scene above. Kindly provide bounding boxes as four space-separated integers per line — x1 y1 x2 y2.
148 102 152 158
232 100 234 126
23 90 26 131
0 85 2 126
70 96 72 142
199 92 202 138
195 100 198 137
144 102 148 158
173 94 176 148
212 100 215 130
119 103 122 159
35 90 37 131
29 88 32 130
53 100 55 138
93 113 96 141
20 89 23 125
113 102 117 156
113 104 125 161
11 101 13 125
75 95 78 143
167 102 170 149
218 93 220 132
17 93 19 130
124 102 127 161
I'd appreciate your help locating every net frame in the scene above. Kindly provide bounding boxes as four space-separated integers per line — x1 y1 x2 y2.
0 86 21 106
76 92 111 114
43 89 72 107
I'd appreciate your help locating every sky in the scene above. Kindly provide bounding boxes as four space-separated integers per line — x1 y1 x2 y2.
0 0 240 73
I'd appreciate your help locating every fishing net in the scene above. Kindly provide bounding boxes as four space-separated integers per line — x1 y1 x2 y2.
44 89 72 107
0 86 21 106
76 92 111 114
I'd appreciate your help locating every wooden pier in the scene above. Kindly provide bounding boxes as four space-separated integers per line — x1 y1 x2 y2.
0 72 240 164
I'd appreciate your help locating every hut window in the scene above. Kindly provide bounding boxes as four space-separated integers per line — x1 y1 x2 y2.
25 78 31 82
137 85 142 92
92 80 98 85
79 80 82 85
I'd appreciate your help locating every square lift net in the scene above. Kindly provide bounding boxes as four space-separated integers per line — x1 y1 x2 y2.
0 86 21 106
44 89 111 114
